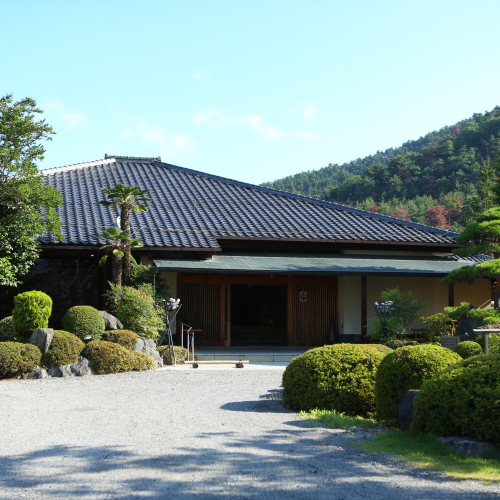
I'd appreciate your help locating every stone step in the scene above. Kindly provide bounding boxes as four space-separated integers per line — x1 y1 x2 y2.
195 354 298 362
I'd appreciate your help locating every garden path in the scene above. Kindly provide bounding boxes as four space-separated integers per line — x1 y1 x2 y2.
0 365 498 499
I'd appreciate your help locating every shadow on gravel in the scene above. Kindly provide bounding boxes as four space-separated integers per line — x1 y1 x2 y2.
220 400 289 413
1 433 498 499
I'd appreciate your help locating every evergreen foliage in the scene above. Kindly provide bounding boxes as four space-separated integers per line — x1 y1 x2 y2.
81 340 156 374
262 106 500 230
375 345 461 425
282 344 387 416
455 341 483 359
0 316 22 342
0 341 41 378
12 290 52 339
61 305 105 340
41 330 85 368
0 94 63 285
158 345 189 365
101 330 139 350
411 355 500 446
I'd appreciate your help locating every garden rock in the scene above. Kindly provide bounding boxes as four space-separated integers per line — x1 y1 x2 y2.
398 389 419 431
135 338 163 367
30 366 50 379
29 328 54 354
49 356 94 377
99 311 123 330
440 437 497 457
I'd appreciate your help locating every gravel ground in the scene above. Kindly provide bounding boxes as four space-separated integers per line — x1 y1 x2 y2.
0 364 499 500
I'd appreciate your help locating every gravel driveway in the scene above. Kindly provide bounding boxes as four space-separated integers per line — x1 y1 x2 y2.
0 364 498 499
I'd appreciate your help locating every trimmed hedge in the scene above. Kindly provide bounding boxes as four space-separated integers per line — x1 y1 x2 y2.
411 355 500 446
455 341 483 359
366 344 393 354
282 344 386 417
375 345 461 425
0 316 22 343
158 345 189 365
82 340 156 374
61 306 105 340
12 291 52 339
42 330 85 369
0 342 41 378
101 330 139 350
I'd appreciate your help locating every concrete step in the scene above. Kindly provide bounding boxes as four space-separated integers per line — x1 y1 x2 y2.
195 354 300 362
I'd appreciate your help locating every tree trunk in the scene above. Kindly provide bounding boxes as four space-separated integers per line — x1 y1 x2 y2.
121 206 131 286
112 254 122 286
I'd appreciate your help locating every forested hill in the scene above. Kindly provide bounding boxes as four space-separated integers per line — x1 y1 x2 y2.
261 107 500 231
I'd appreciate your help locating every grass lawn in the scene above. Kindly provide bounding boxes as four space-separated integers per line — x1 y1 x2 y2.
301 410 500 483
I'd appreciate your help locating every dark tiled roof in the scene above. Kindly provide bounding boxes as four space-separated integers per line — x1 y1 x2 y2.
41 156 458 248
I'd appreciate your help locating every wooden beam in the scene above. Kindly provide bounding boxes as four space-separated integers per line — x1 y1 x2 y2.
287 276 293 346
361 276 367 340
219 282 225 347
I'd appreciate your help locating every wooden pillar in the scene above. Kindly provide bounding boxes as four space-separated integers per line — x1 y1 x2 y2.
448 283 455 307
286 275 293 346
361 276 367 341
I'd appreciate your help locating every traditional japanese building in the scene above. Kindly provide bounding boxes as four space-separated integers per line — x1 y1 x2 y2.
25 155 491 346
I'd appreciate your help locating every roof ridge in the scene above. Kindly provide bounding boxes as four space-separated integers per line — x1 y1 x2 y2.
41 158 116 175
106 154 161 162
151 160 458 238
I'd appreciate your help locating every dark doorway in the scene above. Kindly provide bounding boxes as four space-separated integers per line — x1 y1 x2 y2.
230 284 287 345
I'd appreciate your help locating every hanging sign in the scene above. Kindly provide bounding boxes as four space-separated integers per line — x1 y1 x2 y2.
299 291 308 303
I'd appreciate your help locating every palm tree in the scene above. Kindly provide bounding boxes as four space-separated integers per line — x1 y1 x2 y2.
100 184 152 284
95 227 142 286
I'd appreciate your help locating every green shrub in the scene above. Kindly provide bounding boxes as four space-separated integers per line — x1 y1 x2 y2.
158 345 189 364
61 306 105 340
0 316 22 343
411 355 500 446
82 340 156 374
282 344 386 417
12 291 52 339
473 332 500 355
366 344 393 354
104 285 164 340
393 340 420 349
455 341 483 359
41 330 85 369
421 313 451 340
375 345 461 425
101 330 139 350
0 342 41 378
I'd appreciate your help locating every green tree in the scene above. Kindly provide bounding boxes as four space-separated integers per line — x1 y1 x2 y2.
95 227 142 286
0 94 62 286
100 184 152 285
462 159 496 223
443 207 500 307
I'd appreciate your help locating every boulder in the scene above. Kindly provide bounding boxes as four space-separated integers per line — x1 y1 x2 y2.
398 389 420 431
135 338 163 367
99 311 123 330
49 356 95 377
29 328 54 354
31 366 50 379
440 437 497 457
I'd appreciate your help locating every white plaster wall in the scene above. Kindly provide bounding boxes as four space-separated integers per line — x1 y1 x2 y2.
338 276 361 337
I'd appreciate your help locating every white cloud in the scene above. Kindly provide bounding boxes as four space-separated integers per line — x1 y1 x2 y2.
194 108 284 139
303 107 318 119
292 131 322 140
43 99 87 130
121 121 195 156
191 69 211 82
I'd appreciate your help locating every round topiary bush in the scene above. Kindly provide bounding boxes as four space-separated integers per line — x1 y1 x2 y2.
375 345 461 425
42 330 85 369
366 344 393 354
411 355 500 446
0 342 41 378
282 344 386 416
61 306 105 341
158 345 189 365
101 330 140 350
0 316 23 343
12 291 52 339
455 340 483 359
81 340 156 374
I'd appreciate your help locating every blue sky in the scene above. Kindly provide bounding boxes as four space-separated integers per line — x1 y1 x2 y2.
2 0 500 185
